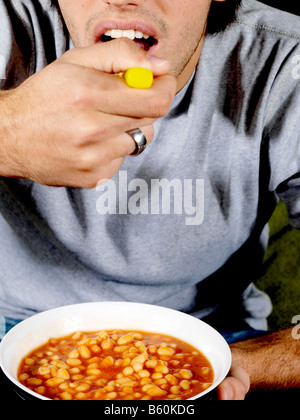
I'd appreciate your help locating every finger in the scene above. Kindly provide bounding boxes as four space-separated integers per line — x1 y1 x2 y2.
77 124 154 174
217 362 250 400
60 38 170 76
77 126 153 186
77 110 156 147
106 124 155 158
86 71 176 119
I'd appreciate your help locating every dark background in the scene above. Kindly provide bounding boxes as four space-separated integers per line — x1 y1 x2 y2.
260 0 299 16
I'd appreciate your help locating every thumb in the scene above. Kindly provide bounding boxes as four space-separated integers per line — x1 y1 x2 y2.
217 362 250 400
60 38 170 77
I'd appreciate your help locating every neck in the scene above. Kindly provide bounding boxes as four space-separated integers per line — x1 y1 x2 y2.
176 32 205 93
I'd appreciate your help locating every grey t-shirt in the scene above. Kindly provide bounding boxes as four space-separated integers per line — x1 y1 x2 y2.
1 0 300 331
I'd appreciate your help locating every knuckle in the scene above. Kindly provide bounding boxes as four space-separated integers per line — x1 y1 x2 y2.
70 85 89 108
150 91 173 117
77 152 98 172
75 144 109 174
75 118 109 146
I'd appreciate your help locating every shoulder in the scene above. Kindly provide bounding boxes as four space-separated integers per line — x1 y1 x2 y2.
234 2 300 121
205 0 300 101
204 0 300 79
0 0 69 88
198 1 300 147
235 0 300 43
0 0 54 22
0 0 66 38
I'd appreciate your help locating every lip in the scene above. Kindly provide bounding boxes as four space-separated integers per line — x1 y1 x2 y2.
94 20 159 53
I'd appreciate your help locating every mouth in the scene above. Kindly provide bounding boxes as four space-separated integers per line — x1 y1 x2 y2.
95 22 159 52
101 29 157 52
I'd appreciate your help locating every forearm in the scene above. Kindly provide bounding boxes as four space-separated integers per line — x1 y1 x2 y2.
230 327 300 392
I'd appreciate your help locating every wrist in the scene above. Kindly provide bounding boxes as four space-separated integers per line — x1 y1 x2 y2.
0 89 27 179
230 328 300 392
230 341 275 392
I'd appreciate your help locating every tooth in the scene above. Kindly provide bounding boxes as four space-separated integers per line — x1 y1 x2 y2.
111 29 123 39
135 31 143 39
104 29 152 41
122 29 135 40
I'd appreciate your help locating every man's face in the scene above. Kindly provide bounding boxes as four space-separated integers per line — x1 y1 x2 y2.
58 0 213 87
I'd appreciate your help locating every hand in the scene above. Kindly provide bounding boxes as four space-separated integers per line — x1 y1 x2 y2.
0 38 176 188
217 361 250 400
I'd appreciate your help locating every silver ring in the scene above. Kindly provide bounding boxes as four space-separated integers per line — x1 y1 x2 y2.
126 128 147 156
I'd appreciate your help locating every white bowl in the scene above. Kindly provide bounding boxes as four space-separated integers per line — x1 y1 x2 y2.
0 302 231 400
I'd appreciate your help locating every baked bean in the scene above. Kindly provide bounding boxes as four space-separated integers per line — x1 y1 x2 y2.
101 340 114 351
101 356 114 367
157 347 175 357
66 358 81 367
36 386 46 395
86 368 101 376
27 378 43 386
114 345 128 353
122 358 131 367
106 392 118 399
75 384 90 392
60 391 73 400
90 344 101 354
123 366 134 376
145 359 157 369
57 368 70 380
45 377 64 387
132 362 143 372
180 369 193 379
170 385 181 395
68 350 79 359
117 333 134 346
25 358 35 366
154 364 169 374
87 357 100 365
87 362 98 369
36 366 50 376
138 369 150 378
18 329 214 400
131 353 148 364
50 366 58 377
165 373 178 385
71 332 82 341
72 374 84 381
76 392 88 400
78 345 91 359
180 379 190 390
98 331 108 341
146 385 167 397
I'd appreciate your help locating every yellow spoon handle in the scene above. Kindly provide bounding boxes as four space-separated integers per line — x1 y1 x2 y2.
121 68 154 89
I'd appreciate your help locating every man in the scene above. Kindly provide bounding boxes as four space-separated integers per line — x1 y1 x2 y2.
0 0 299 399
